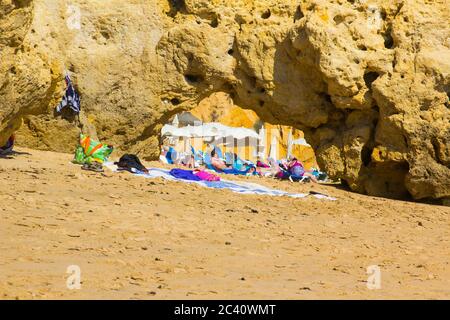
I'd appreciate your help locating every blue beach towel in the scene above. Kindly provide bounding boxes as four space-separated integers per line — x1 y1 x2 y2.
169 168 201 181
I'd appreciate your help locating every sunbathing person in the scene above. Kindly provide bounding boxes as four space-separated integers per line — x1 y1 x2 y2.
287 157 318 183
210 149 256 175
211 149 233 170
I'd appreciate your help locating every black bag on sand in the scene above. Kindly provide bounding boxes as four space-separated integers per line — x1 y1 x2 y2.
114 154 148 173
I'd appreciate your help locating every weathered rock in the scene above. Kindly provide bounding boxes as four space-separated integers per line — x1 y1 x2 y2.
0 0 449 201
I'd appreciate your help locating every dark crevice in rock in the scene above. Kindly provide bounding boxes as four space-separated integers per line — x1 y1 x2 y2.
431 137 446 166
294 6 304 21
320 92 332 104
403 135 409 148
12 0 32 8
170 98 181 105
184 74 204 85
383 27 394 49
210 17 219 28
166 0 186 18
361 144 373 167
364 71 380 89
357 44 367 51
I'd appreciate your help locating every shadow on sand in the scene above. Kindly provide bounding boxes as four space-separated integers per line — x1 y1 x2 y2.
0 150 32 159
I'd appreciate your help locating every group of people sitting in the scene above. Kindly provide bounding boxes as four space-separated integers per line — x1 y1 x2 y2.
160 145 327 184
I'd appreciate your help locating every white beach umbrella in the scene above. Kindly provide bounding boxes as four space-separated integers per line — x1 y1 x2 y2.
287 129 293 158
292 138 311 147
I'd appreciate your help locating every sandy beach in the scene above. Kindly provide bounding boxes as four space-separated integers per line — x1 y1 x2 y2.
0 147 449 299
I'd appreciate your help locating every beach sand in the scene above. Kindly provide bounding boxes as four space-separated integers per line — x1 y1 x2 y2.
0 147 449 299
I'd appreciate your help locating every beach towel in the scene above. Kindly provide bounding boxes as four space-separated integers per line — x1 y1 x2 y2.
257 160 270 168
169 168 201 181
73 134 113 164
194 170 220 182
103 165 336 200
56 74 81 114
221 167 252 176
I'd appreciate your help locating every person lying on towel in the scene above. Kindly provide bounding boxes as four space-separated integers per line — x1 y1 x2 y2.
211 149 259 176
287 157 318 183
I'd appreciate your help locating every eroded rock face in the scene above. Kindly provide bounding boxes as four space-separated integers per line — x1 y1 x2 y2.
0 0 449 201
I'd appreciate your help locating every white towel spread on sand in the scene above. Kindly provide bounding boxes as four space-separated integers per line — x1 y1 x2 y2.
104 164 337 201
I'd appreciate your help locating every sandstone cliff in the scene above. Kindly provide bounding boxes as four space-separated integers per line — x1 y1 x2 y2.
1 0 449 201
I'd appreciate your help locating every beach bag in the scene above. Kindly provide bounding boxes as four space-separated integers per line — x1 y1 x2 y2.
73 134 113 164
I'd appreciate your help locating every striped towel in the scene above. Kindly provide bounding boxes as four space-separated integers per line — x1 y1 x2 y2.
56 75 81 113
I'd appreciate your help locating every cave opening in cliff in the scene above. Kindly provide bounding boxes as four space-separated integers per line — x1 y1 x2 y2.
160 92 319 171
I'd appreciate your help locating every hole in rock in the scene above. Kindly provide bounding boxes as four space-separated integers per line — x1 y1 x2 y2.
364 71 380 88
294 6 304 21
357 44 367 51
261 9 271 19
100 31 111 40
210 17 219 28
334 15 344 24
166 0 186 17
184 74 204 84
383 28 394 49
170 98 181 105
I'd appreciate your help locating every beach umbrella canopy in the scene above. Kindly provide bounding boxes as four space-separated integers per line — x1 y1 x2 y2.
161 122 259 140
292 138 311 146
